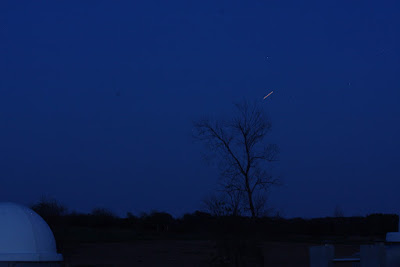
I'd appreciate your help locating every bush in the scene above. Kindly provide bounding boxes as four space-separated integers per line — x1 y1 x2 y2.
31 196 68 226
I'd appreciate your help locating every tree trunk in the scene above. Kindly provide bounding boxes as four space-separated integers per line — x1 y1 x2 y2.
247 192 256 218
245 175 256 218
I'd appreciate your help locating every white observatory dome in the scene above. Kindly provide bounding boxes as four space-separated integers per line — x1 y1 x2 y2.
0 202 63 262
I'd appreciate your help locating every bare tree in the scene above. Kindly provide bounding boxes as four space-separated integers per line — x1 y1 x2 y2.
203 193 230 217
194 100 279 218
334 205 344 217
203 190 244 216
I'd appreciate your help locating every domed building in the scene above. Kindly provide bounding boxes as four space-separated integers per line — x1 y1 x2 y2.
0 202 63 266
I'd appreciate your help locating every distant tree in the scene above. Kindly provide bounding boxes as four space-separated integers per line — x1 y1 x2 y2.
194 100 279 218
253 193 272 217
124 212 138 227
334 205 344 217
90 207 117 227
91 207 116 218
203 191 244 217
126 212 136 219
140 211 174 232
203 193 231 217
31 195 67 218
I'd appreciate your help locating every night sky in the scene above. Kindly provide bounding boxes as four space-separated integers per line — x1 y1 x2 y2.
1 1 399 218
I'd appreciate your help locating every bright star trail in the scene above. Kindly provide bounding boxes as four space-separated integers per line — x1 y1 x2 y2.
263 91 274 100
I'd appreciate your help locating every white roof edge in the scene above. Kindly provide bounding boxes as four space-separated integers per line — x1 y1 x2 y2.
386 232 400 242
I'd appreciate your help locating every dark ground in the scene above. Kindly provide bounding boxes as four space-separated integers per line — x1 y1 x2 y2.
43 210 394 266
60 240 360 267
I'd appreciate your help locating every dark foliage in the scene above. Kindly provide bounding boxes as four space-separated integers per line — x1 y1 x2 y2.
31 197 67 226
32 199 398 244
43 211 399 243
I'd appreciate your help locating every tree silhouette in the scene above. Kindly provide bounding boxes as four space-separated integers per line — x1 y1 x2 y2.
31 195 67 218
194 100 279 218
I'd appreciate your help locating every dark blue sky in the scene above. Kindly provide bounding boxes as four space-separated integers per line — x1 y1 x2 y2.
1 1 399 218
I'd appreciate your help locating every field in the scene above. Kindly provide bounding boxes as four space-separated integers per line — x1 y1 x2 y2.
47 212 394 266
60 240 361 266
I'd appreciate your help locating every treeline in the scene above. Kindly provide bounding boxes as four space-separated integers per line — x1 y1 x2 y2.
31 199 398 240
